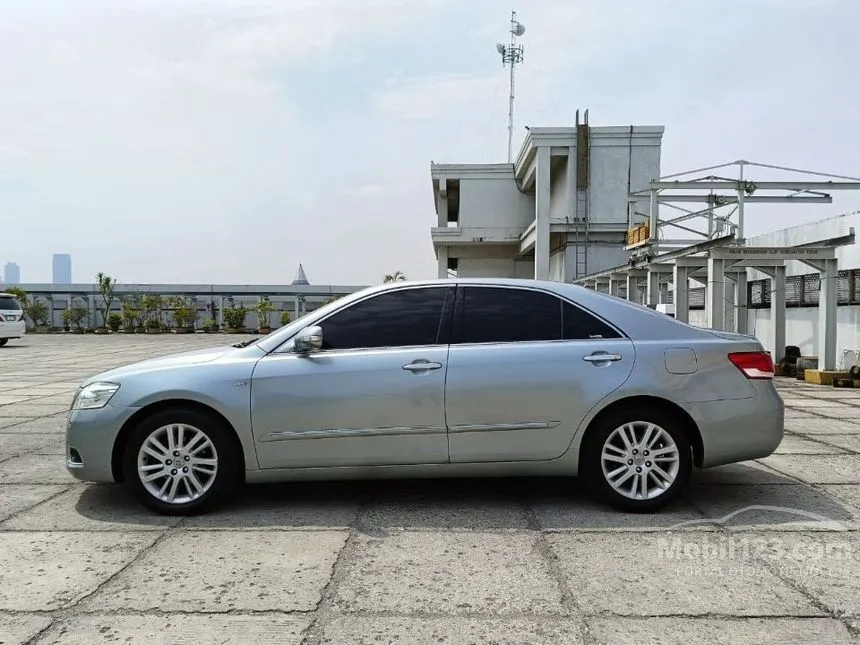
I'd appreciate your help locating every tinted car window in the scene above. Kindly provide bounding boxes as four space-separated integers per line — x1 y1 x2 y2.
458 287 561 343
319 287 450 350
0 298 20 311
562 301 621 339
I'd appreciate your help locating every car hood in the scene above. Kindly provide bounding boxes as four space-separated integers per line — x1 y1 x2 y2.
84 345 237 384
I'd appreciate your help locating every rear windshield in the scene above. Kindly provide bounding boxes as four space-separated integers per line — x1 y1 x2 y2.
0 297 21 311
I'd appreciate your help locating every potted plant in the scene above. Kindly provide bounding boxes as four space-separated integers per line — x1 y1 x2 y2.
107 313 122 332
280 310 291 327
63 307 88 333
144 318 162 334
202 319 219 334
24 299 50 333
168 296 197 333
256 297 274 334
141 294 163 333
222 303 247 333
95 272 117 332
121 296 141 333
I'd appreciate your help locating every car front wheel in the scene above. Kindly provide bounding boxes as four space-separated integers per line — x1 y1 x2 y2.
0 338 8 346
123 408 240 515
583 408 692 513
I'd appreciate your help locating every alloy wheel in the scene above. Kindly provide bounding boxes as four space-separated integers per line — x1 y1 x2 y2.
136 423 219 504
600 421 680 501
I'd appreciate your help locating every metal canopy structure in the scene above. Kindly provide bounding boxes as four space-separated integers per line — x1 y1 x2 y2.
572 159 860 370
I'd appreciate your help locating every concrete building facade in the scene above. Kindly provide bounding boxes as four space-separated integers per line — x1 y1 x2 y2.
430 124 664 282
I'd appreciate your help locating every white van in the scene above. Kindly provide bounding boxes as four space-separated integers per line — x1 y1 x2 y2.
0 293 25 346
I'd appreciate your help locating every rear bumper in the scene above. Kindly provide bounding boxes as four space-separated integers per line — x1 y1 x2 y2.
687 385 784 468
65 404 139 483
0 320 25 338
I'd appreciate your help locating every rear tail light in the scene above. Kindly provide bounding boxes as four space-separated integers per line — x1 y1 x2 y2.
728 351 775 379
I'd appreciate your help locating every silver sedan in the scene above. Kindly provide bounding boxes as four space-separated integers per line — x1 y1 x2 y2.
65 278 784 515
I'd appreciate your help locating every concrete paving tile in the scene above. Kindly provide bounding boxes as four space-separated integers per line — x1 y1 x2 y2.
546 532 820 616
585 617 853 645
35 613 310 645
3 484 179 532
32 439 65 455
682 484 857 530
786 418 860 435
0 417 31 429
0 453 75 484
0 613 53 645
0 433 64 459
782 398 841 407
0 415 68 434
0 532 157 611
815 434 860 453
0 484 69 522
804 407 860 419
689 461 793 485
358 479 529 532
0 404 69 418
84 530 347 612
0 395 35 405
755 532 860 617
774 435 846 454
821 485 860 517
319 617 585 644
529 482 712 532
783 409 819 419
761 455 860 484
182 483 358 530
332 532 566 615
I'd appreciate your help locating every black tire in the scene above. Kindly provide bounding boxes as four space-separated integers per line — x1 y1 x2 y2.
123 407 242 516
0 338 7 346
581 407 693 513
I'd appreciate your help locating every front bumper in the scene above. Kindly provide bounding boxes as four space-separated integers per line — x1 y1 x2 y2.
0 320 25 338
65 404 139 483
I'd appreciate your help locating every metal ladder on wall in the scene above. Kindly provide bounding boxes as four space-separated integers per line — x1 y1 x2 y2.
574 109 590 279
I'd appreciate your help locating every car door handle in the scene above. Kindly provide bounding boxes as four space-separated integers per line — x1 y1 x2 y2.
402 360 443 372
582 353 622 363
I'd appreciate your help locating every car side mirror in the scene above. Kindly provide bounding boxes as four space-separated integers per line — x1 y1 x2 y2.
293 325 323 354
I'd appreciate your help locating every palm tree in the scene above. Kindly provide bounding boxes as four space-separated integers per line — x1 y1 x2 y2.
383 270 406 283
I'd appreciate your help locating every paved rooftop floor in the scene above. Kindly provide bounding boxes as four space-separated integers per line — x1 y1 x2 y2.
1 335 860 644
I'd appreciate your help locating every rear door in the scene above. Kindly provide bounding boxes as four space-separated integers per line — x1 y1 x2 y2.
444 285 635 463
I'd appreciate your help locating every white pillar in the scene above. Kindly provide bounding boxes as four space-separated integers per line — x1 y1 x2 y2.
707 257 725 330
609 277 622 297
771 265 786 363
535 146 551 280
437 246 448 279
626 272 644 304
734 270 748 335
436 179 447 227
818 258 838 370
673 264 689 324
646 269 661 307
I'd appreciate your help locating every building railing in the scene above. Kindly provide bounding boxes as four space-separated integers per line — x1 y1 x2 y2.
747 269 860 308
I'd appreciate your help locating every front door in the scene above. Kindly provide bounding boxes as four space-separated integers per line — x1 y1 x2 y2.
251 285 455 469
444 285 635 463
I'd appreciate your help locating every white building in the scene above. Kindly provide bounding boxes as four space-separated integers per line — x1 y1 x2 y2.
430 123 664 282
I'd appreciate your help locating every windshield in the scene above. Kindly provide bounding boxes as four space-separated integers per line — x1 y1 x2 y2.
0 297 21 311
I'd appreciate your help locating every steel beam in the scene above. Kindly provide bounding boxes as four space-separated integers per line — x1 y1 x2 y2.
650 181 860 191
654 195 832 204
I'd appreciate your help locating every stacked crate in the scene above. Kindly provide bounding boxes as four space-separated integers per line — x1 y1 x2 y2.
626 224 650 246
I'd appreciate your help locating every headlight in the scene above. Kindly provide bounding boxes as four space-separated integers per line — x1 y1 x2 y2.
72 382 120 410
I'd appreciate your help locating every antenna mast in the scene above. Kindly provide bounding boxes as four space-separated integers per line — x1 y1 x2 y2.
496 11 525 163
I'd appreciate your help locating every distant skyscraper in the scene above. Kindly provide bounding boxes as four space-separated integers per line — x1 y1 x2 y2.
3 262 20 284
52 253 72 284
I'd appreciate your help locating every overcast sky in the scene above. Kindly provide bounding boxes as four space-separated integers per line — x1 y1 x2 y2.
2 0 858 285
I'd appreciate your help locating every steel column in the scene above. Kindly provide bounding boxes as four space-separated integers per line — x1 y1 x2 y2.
707 257 726 330
818 258 838 370
673 264 689 324
771 266 786 363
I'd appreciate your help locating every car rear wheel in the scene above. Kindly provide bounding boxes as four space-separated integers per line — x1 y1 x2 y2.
0 339 7 346
583 408 692 513
123 408 240 515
